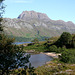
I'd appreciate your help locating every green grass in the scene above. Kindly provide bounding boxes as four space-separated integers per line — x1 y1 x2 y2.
24 44 47 52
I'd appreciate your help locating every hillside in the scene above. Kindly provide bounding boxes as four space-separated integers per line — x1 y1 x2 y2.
3 11 75 41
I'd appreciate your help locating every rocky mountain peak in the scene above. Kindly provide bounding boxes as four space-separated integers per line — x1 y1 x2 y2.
17 10 50 21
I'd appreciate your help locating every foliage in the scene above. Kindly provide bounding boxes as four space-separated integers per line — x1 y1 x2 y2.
59 49 75 63
49 45 57 52
0 0 4 2
0 1 35 75
0 0 5 32
55 32 72 47
31 38 39 44
71 35 75 48
0 34 31 75
0 34 15 50
24 44 46 52
47 45 66 53
48 36 59 43
9 63 36 75
58 46 66 53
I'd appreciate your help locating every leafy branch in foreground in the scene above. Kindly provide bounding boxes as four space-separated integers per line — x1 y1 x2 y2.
0 34 31 75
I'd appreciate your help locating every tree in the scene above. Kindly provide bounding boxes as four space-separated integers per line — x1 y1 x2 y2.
59 50 70 63
56 32 72 47
0 34 31 75
0 0 35 75
72 35 75 48
49 45 57 52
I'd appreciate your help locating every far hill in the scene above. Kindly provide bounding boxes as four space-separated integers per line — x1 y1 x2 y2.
3 11 75 41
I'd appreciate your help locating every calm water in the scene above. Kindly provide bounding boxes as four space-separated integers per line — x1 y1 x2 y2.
28 53 52 68
13 42 52 68
13 42 32 45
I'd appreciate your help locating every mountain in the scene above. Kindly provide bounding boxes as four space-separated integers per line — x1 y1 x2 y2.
18 11 50 21
3 11 75 41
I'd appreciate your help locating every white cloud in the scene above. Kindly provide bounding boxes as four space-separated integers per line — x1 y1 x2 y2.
14 0 34 3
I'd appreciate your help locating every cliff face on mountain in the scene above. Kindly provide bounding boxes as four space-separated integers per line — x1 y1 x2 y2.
3 11 75 41
18 11 50 21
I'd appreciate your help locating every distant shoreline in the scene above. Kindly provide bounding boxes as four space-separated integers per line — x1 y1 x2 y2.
42 52 61 58
26 50 61 58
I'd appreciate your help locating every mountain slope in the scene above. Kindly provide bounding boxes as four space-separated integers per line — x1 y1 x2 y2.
3 11 75 41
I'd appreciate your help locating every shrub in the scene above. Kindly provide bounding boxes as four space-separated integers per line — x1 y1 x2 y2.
55 32 72 48
59 49 75 63
49 45 57 52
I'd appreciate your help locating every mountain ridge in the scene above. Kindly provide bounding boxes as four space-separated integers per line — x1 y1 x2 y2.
3 11 75 41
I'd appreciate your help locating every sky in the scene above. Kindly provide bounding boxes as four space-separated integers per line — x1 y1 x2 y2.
3 0 75 23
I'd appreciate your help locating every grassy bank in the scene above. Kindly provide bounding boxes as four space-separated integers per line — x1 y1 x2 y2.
35 59 75 75
23 42 47 52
